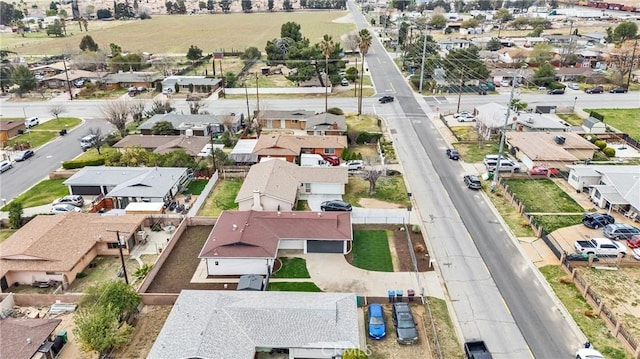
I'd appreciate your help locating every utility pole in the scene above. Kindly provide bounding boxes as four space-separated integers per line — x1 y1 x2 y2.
107 230 130 285
418 27 429 94
491 66 526 192
626 37 638 89
62 58 73 100
354 57 358 98
244 81 250 121
456 70 464 113
255 73 260 113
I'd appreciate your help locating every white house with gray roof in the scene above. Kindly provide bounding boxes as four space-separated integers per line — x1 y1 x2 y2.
161 75 221 94
139 113 242 136
148 290 361 359
63 166 190 208
567 165 640 215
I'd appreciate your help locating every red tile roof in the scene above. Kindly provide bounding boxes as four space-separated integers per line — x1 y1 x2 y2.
199 211 352 258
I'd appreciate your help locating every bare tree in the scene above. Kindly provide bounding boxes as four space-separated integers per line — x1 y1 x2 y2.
347 129 361 146
252 110 265 137
129 99 146 122
221 115 235 133
188 100 204 114
364 168 383 194
342 31 359 54
86 127 105 155
152 56 175 76
49 103 66 123
101 99 130 137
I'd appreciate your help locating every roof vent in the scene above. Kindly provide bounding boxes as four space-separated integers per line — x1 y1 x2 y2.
526 117 533 124
26 338 31 344
232 224 237 231
317 212 321 217
554 135 566 144
277 211 281 216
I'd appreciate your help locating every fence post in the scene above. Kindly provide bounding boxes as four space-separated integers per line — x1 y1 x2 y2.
571 267 578 279
596 300 604 316
560 252 566 264
614 321 621 336
634 343 640 359
583 283 590 297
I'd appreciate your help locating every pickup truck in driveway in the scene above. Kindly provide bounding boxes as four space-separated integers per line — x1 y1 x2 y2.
574 238 627 257
464 340 492 359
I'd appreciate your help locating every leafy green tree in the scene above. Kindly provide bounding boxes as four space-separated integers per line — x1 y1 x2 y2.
7 202 23 229
79 35 99 51
1 2 16 25
80 280 141 320
10 65 36 97
606 21 638 43
198 1 206 9
357 28 372 114
320 34 335 111
510 98 527 111
442 46 488 83
224 71 237 87
186 45 203 62
46 19 64 37
345 66 358 81
241 0 252 12
110 43 122 56
240 46 261 66
528 25 544 37
495 8 512 22
461 18 480 29
96 8 112 19
281 21 303 42
267 0 273 10
427 13 446 29
151 121 175 135
486 37 502 51
0 50 15 93
283 0 292 11
160 150 198 168
110 53 142 72
532 62 556 87
49 1 57 10
74 305 133 354
530 42 553 64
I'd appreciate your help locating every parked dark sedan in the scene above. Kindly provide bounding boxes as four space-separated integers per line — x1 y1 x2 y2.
392 302 418 345
14 150 34 161
446 148 459 160
379 95 395 103
320 200 352 212
585 86 604 94
582 213 615 229
609 87 628 93
547 88 565 95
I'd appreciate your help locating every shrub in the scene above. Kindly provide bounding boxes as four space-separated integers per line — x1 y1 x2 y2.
76 272 88 279
133 263 152 279
357 132 382 144
62 158 106 169
593 140 607 150
411 225 421 233
414 243 425 253
327 107 344 115
602 147 616 157
558 276 572 284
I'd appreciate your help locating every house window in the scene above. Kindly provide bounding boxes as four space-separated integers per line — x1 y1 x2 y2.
304 183 311 192
571 174 578 182
107 242 120 249
214 261 219 266
324 148 335 154
45 272 62 275
291 120 298 124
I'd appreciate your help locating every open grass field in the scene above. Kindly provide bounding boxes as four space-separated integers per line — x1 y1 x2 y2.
453 141 500 163
584 108 640 140
2 12 354 56
346 114 381 133
533 214 584 234
351 229 393 272
344 176 411 208
503 179 583 213
485 187 536 237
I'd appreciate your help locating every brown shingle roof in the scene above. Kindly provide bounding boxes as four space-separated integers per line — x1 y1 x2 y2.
113 135 209 156
235 160 348 203
506 132 597 161
253 134 348 156
0 318 61 359
0 121 25 131
0 213 145 277
199 211 352 258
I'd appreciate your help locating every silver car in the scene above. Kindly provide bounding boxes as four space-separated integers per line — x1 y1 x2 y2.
50 203 82 214
53 195 84 207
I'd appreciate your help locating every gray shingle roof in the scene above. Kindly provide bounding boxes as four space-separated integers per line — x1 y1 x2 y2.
148 290 360 359
64 166 188 199
138 113 239 131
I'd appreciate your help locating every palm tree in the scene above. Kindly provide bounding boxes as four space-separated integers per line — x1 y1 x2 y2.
357 29 372 115
320 34 334 113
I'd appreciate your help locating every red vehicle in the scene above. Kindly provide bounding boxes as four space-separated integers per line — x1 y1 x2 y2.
529 166 560 176
321 155 340 166
627 235 640 249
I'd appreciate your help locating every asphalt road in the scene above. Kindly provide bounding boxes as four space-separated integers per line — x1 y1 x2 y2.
347 2 582 358
0 117 113 202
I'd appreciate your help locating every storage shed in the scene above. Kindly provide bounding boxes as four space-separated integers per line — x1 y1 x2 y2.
582 117 607 134
125 202 165 215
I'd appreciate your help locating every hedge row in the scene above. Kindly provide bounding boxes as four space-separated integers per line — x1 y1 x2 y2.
62 158 105 169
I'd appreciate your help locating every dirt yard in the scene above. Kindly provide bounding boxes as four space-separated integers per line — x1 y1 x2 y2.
111 306 173 359
578 267 640 339
367 303 433 359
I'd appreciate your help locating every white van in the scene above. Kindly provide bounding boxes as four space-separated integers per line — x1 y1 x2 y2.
80 134 98 151
25 117 39 128
485 159 521 172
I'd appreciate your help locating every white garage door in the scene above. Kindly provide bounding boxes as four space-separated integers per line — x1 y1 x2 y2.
279 239 304 250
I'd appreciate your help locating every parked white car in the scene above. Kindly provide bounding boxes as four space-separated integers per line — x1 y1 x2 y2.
51 204 82 214
0 160 12 173
576 348 604 359
342 160 364 170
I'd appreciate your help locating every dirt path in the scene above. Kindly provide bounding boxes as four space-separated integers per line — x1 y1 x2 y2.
112 306 173 359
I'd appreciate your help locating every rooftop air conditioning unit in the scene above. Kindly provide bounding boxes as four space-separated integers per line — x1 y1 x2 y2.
554 135 566 144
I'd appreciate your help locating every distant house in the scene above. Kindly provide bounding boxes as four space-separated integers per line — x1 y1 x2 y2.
299 73 330 87
198 210 353 276
582 117 607 134
138 113 242 136
148 290 361 359
567 165 640 214
235 160 348 211
41 69 98 89
304 113 347 135
0 213 145 291
474 102 508 138
505 132 597 170
437 38 471 52
113 135 210 157
229 139 259 164
0 318 62 359
63 166 191 208
161 76 221 94
254 109 315 131
496 48 531 65
102 71 163 90
554 67 596 82
252 134 348 162
0 120 25 145
490 68 534 84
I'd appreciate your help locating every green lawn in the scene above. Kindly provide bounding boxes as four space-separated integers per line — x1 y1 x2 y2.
346 114 382 133
268 282 322 292
503 179 583 213
454 142 500 163
72 146 117 161
7 130 58 149
186 180 208 195
534 214 584 233
1 179 68 210
485 188 536 237
35 117 82 131
344 177 411 207
271 257 311 278
351 230 393 272
197 178 242 217
295 200 310 211
539 266 631 359
556 113 584 126
585 108 640 140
